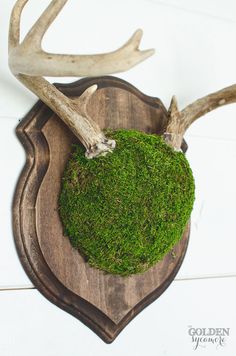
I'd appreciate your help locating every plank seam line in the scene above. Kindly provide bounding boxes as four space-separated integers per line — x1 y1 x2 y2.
1 274 236 291
175 274 236 282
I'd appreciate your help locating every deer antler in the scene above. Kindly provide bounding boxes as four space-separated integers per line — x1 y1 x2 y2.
8 0 155 158
166 85 236 150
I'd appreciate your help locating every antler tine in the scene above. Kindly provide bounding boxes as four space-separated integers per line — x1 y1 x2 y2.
9 0 155 76
10 26 155 77
166 84 236 150
180 84 236 129
22 0 68 50
9 0 29 51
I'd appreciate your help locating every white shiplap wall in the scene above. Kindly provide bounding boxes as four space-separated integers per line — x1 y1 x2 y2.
0 1 236 355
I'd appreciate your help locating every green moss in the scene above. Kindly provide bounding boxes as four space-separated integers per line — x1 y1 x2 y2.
59 129 195 276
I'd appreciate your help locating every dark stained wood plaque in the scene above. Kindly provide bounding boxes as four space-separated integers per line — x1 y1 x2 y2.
13 76 190 343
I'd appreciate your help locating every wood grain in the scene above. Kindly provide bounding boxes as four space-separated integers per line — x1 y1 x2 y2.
13 76 190 343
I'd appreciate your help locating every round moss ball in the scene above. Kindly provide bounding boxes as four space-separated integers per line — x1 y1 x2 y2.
59 129 195 276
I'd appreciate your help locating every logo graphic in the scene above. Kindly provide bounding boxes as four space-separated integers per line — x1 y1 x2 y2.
188 327 230 350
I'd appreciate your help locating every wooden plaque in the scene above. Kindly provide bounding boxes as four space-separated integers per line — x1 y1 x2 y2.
13 76 190 343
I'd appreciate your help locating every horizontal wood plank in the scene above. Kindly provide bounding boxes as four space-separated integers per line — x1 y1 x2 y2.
0 277 235 355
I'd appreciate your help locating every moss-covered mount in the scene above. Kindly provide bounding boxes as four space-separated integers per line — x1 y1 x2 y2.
59 130 195 276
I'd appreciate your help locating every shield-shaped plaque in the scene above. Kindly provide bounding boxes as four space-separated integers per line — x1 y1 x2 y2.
13 76 190 343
